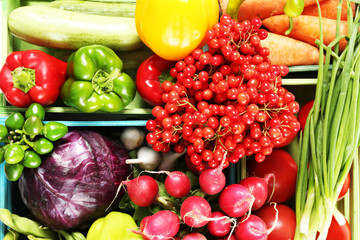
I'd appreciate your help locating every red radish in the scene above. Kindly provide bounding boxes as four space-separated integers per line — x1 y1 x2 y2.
183 232 207 240
199 164 226 195
239 174 275 211
234 215 269 240
137 210 180 240
124 175 159 207
207 211 232 237
164 171 191 198
218 184 254 218
217 234 236 240
180 196 212 228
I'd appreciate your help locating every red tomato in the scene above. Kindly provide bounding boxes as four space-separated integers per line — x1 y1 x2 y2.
247 149 298 203
298 100 314 131
316 214 351 240
338 172 351 200
255 204 296 240
273 114 299 148
273 128 297 148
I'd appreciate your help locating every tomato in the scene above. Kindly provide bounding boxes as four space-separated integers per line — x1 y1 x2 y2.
273 128 297 148
298 100 314 131
273 114 299 148
247 149 298 203
338 172 351 200
255 204 296 240
316 214 351 240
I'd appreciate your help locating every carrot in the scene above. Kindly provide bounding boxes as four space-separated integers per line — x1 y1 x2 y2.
236 0 325 22
302 0 356 20
261 32 320 66
262 15 348 51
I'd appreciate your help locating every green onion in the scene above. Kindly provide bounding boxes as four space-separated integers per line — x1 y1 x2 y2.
294 0 360 239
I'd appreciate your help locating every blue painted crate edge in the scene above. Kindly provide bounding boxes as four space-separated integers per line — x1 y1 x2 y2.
0 162 11 240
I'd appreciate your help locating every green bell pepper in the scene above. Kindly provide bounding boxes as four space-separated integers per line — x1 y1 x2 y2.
87 211 143 240
60 45 136 113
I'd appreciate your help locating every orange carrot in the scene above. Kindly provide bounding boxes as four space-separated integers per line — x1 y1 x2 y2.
302 0 355 20
261 32 320 66
237 0 325 22
262 15 348 51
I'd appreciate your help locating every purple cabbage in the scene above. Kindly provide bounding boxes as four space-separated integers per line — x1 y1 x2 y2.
18 130 132 230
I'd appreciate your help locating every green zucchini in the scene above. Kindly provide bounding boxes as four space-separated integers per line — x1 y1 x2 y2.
48 0 136 17
8 6 143 52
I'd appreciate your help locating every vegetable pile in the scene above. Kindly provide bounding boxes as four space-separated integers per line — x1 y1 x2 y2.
0 0 359 240
145 14 300 171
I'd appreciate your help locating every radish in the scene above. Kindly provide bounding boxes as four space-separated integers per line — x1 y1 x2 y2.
218 184 254 218
216 234 236 240
207 211 232 237
239 174 274 211
137 210 180 240
124 175 159 207
180 196 212 228
234 215 269 240
182 232 207 240
199 164 226 195
164 171 191 198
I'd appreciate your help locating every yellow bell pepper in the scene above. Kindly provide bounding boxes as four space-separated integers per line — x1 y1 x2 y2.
87 211 143 240
135 0 219 61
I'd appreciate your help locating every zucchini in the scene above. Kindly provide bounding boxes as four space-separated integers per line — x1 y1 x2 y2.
8 6 143 52
48 0 136 17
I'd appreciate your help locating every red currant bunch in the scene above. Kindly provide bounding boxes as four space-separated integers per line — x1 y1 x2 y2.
145 14 300 172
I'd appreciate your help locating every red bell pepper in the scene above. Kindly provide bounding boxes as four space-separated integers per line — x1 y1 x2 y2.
0 50 67 108
136 54 175 106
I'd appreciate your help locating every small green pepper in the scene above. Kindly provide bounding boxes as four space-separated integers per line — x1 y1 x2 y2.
5 112 25 131
4 144 24 164
33 137 53 155
25 103 46 121
4 162 24 181
23 115 43 137
23 150 42 168
0 125 9 142
226 0 246 20
0 146 6 164
43 122 68 141
283 0 305 34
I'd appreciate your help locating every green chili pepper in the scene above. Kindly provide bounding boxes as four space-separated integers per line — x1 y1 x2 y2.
4 162 24 181
283 0 304 34
43 121 68 141
4 144 24 164
33 137 54 155
226 0 245 20
23 150 42 168
0 125 9 142
25 103 46 121
0 208 57 238
23 115 44 137
5 112 25 131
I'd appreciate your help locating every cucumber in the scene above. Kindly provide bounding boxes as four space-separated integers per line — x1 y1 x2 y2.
8 6 143 52
48 0 136 17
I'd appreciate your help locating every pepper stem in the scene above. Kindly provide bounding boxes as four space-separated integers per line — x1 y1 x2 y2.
92 68 121 95
11 67 36 93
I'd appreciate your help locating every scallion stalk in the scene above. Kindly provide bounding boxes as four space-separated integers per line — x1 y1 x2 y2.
294 1 360 239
